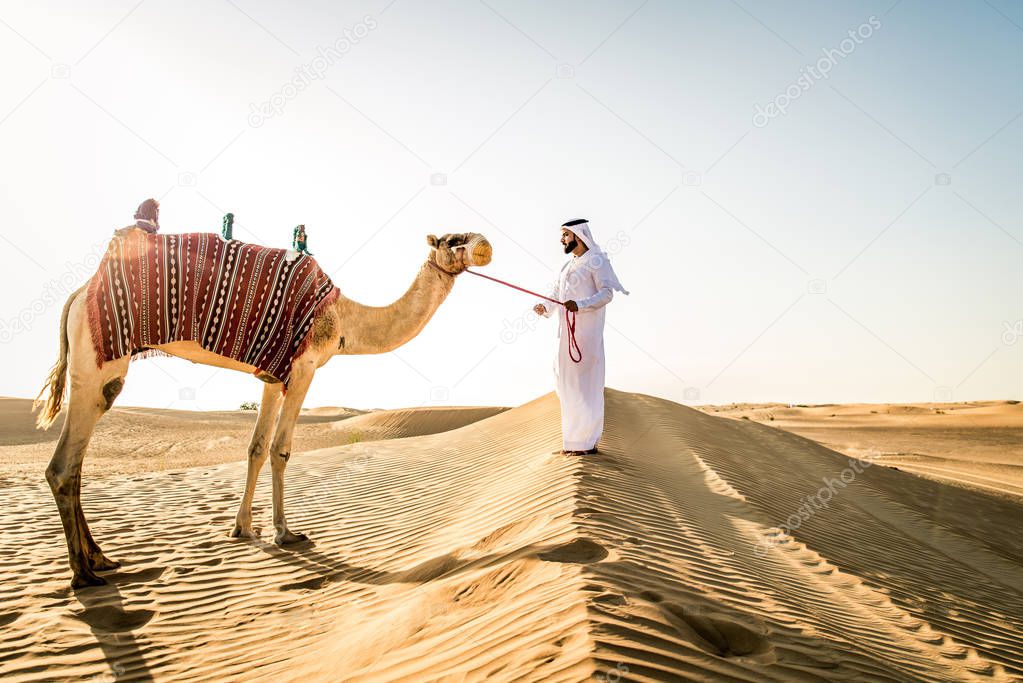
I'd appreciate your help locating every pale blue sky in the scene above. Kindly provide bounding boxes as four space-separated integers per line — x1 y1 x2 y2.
1 0 1020 410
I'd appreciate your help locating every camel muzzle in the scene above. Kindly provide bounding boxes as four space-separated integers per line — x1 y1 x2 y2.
465 236 492 267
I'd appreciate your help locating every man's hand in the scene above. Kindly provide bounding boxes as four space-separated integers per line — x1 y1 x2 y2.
533 303 547 315
565 300 579 312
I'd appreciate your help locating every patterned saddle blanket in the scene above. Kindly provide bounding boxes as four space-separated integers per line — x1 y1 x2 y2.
86 230 339 386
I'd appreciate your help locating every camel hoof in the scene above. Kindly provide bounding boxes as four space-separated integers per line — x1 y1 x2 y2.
275 530 309 545
90 555 121 571
71 572 108 589
230 525 257 539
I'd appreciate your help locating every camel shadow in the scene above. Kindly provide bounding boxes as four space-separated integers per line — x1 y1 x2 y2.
246 536 402 589
70 570 161 682
234 526 611 595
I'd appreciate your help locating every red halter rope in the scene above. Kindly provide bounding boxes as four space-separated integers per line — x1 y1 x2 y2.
463 268 582 363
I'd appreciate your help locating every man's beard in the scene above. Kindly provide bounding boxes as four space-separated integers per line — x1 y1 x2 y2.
563 239 577 254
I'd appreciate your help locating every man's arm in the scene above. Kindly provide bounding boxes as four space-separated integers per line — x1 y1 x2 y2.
573 259 616 311
534 296 556 317
533 271 561 318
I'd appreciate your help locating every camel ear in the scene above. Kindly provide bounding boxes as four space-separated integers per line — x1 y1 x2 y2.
427 234 439 248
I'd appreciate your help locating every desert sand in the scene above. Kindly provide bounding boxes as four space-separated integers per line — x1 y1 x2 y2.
702 401 1023 500
0 397 505 488
1 389 1021 681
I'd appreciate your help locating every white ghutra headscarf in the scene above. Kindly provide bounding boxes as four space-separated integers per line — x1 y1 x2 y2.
562 219 629 295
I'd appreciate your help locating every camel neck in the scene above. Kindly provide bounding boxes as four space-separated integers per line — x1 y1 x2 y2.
332 260 456 355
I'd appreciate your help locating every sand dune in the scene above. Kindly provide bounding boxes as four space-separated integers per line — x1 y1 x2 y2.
703 401 1023 499
1 390 1021 681
301 406 366 418
0 397 354 487
329 405 508 443
0 398 503 488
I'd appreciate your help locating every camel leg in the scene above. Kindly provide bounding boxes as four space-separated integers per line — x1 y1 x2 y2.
75 473 121 571
268 363 315 545
231 381 284 538
46 320 129 587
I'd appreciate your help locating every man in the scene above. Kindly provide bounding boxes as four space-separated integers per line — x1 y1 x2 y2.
114 198 161 238
132 198 160 233
534 219 628 456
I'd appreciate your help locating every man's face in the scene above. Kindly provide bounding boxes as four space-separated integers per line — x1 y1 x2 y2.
561 229 578 254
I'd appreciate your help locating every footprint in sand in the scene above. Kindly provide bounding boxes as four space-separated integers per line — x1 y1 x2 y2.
592 593 628 605
537 538 609 564
280 575 334 592
660 602 775 663
400 553 465 582
0 611 21 627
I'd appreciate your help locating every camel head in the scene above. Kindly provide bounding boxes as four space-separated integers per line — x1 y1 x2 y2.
427 232 492 274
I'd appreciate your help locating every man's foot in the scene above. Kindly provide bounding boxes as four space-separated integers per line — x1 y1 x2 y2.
564 447 599 456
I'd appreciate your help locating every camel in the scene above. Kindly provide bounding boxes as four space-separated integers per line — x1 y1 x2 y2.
34 231 492 588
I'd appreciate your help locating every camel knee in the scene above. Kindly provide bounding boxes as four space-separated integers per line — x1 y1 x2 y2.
45 463 62 492
269 452 289 479
45 462 75 497
248 434 271 460
101 378 124 411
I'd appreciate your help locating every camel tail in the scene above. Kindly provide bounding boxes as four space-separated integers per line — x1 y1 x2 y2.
34 286 84 429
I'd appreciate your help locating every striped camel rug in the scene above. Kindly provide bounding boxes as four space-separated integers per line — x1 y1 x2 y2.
85 230 339 387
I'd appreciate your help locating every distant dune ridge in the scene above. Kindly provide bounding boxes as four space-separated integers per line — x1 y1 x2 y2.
0 397 505 487
0 390 1021 680
703 401 1023 500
